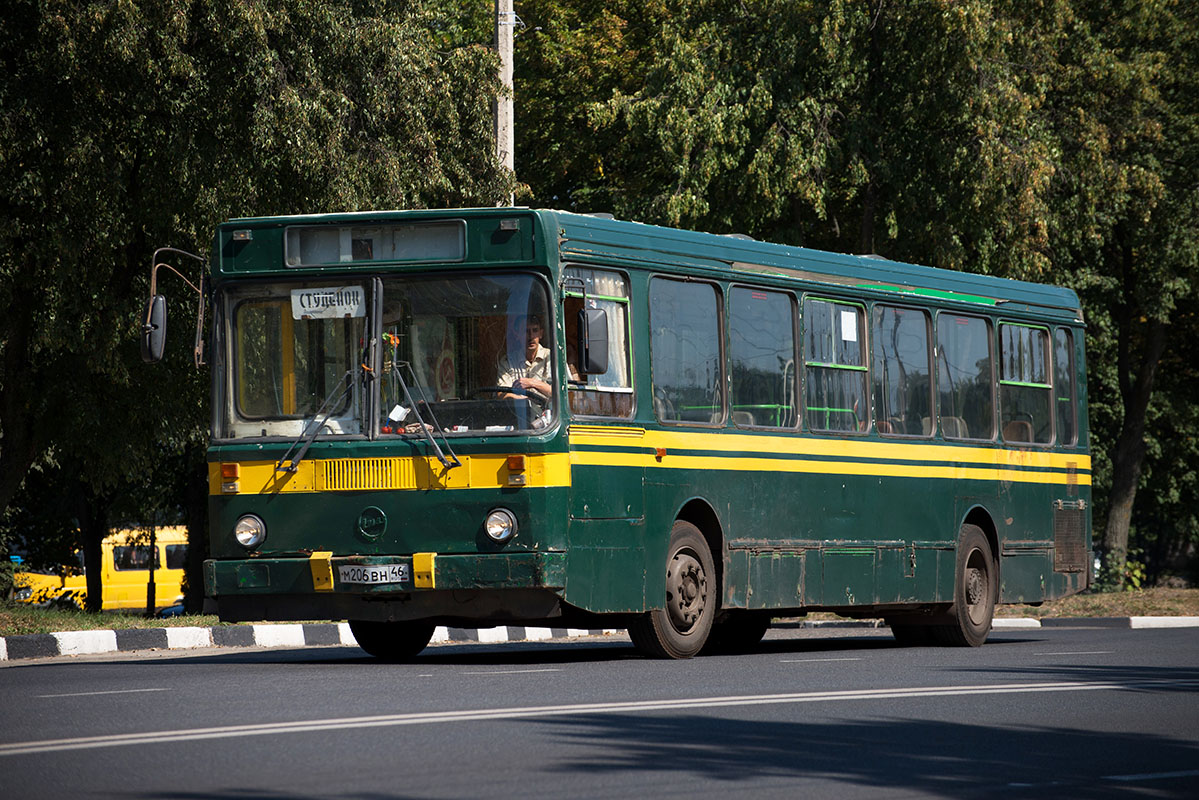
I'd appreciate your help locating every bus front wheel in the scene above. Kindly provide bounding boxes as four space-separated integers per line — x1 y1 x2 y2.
628 520 716 659
349 620 436 661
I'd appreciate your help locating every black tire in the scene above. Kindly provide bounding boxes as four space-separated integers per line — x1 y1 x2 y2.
933 524 997 647
628 520 716 659
702 611 771 654
348 619 436 661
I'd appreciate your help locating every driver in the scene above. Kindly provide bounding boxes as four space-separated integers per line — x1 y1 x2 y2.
496 314 553 399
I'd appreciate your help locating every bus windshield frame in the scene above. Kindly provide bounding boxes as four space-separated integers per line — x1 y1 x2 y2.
214 271 557 441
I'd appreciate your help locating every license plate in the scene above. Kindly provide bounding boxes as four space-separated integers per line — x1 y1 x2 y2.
338 564 409 585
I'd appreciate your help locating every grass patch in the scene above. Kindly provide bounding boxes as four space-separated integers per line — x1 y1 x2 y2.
0 600 222 637
995 587 1199 618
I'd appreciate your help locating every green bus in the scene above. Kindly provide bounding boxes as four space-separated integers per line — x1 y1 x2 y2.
143 208 1091 659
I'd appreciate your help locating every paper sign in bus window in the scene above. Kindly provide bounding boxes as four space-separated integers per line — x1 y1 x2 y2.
290 286 366 320
841 310 858 342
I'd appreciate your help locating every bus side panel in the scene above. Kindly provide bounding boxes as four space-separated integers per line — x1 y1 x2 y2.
562 519 647 613
724 549 807 609
563 452 647 613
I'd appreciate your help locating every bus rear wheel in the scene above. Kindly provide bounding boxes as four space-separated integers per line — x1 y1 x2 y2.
348 620 436 661
934 524 996 647
628 521 716 659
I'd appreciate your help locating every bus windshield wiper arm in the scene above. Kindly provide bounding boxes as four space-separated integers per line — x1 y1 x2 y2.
275 369 356 473
392 361 461 470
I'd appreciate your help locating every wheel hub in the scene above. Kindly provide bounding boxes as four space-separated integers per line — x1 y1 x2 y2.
966 567 984 606
666 551 707 633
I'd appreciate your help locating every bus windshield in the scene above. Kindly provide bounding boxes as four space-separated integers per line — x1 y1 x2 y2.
223 281 369 439
379 273 554 434
219 273 554 439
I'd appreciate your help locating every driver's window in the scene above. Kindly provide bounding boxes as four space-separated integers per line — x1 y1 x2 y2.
378 275 553 434
564 267 633 418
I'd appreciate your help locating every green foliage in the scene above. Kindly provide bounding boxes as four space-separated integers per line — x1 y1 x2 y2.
516 0 1199 582
0 0 511 524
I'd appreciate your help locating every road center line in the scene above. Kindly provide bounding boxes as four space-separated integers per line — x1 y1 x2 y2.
463 669 562 675
780 658 863 663
1034 651 1115 656
36 688 171 699
4 678 1196 757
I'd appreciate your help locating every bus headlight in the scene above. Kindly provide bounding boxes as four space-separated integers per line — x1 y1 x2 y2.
484 509 518 543
234 515 267 549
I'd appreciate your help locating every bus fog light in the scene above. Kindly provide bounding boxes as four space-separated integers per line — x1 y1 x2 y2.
484 509 518 543
234 515 267 549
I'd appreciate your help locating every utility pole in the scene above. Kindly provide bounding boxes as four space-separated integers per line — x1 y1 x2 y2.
495 0 515 205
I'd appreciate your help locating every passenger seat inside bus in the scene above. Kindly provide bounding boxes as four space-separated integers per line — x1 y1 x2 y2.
1003 419 1034 443
924 416 969 438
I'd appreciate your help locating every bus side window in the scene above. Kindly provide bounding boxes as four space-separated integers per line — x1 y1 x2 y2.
871 305 933 437
650 278 722 424
113 546 159 571
803 297 868 433
729 287 797 428
936 314 995 440
165 544 189 570
1054 328 1077 446
999 323 1052 444
563 267 634 418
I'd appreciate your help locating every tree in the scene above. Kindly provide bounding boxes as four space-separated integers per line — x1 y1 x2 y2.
1040 0 1199 586
523 0 1059 283
515 0 1199 584
0 0 512 606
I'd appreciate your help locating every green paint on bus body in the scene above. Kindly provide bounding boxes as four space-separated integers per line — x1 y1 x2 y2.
200 209 1091 637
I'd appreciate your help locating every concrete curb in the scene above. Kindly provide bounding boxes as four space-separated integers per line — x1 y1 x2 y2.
2 616 1195 662
0 623 624 662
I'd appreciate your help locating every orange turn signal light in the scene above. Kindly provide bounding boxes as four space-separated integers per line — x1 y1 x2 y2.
221 463 241 480
506 455 526 471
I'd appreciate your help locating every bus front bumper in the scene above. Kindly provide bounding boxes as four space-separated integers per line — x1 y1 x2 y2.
203 552 568 623
204 551 566 598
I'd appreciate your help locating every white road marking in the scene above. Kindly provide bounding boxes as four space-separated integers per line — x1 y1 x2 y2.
37 688 171 699
1034 651 1114 656
780 658 863 663
5 677 1196 757
1104 769 1199 782
463 668 562 675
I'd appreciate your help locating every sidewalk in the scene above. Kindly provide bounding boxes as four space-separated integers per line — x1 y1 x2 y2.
2 616 1196 662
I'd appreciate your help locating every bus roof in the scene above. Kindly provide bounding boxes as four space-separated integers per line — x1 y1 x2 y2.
216 207 1082 321
546 210 1083 321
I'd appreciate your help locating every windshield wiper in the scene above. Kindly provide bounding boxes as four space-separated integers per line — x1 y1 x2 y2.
390 361 461 470
275 369 357 473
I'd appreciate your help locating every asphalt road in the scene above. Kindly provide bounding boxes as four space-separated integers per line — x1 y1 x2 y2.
2 625 1197 799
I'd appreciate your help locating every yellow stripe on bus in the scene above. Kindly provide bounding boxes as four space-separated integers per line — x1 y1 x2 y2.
208 454 572 496
569 426 1091 474
568 426 1090 487
567 449 1091 486
209 428 1089 496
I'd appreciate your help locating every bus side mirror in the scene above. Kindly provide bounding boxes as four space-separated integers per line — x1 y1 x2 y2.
141 294 167 363
577 307 608 375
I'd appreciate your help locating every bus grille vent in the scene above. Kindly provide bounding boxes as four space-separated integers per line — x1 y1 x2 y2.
1053 506 1086 573
323 458 404 491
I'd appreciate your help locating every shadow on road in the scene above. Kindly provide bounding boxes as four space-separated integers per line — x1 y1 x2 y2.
525 711 1199 799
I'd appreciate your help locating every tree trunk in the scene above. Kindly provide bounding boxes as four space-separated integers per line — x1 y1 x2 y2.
1100 318 1167 587
76 490 109 614
184 443 208 613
